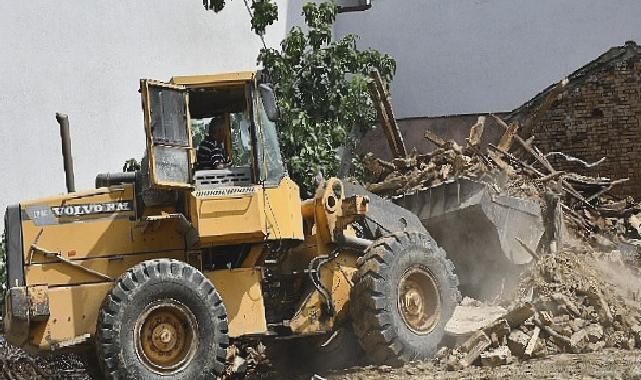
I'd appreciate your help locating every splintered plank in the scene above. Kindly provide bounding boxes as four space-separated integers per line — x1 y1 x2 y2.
467 116 486 148
424 129 447 148
369 69 407 158
497 122 519 152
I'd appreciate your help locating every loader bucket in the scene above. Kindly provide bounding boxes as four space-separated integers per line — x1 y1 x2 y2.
392 178 544 299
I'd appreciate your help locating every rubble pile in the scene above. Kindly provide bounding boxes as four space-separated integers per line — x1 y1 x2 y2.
362 114 641 369
363 114 641 245
0 339 91 379
438 245 641 369
225 342 272 378
363 142 493 196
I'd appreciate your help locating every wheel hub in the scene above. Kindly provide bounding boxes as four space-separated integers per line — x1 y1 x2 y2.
152 323 178 348
398 266 441 335
404 288 423 316
134 300 198 374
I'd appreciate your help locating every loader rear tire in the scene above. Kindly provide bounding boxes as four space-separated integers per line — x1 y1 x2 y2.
95 259 229 380
350 231 460 365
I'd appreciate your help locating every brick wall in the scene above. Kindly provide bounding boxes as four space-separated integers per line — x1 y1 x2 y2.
521 55 641 197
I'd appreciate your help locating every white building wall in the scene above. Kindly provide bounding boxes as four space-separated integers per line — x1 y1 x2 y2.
332 0 641 118
0 1 289 226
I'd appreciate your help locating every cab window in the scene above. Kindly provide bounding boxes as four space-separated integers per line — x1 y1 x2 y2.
189 85 254 181
255 90 285 187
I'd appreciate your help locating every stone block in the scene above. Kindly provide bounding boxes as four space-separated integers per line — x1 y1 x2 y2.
480 346 512 367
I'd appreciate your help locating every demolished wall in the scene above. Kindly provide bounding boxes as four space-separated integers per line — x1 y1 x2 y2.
511 41 641 197
362 42 641 198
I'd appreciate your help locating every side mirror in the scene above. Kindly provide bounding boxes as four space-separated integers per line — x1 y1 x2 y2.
259 84 280 122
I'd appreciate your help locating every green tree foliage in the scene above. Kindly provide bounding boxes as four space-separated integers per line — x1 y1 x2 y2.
122 158 141 172
259 2 395 194
204 0 278 35
205 0 396 195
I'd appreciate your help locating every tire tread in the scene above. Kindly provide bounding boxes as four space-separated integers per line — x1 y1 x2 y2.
351 232 460 365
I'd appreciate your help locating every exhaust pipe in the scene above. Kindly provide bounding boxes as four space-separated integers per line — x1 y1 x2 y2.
95 172 137 188
56 113 75 193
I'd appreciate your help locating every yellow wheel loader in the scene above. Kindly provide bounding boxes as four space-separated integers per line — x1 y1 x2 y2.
2 71 460 379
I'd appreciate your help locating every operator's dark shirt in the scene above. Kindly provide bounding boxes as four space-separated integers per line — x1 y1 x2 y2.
196 139 228 170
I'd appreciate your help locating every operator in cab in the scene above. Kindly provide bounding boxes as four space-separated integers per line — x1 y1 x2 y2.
196 115 229 170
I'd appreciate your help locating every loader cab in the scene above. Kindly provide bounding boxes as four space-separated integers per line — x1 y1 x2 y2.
140 71 285 189
140 71 303 244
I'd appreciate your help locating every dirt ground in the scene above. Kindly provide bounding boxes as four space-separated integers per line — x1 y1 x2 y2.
3 338 641 379
324 348 641 380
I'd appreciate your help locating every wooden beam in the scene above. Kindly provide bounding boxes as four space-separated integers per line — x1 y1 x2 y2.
497 123 519 152
369 69 407 158
467 116 485 149
424 130 447 148
491 114 591 207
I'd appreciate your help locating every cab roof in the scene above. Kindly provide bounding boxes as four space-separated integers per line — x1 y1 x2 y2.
170 71 256 87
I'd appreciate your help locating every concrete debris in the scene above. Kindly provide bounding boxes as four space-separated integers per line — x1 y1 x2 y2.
524 326 540 357
446 330 492 369
507 330 530 357
569 329 589 348
504 303 535 328
480 345 512 367
225 342 269 378
364 115 641 252
444 303 506 345
437 245 641 368
483 318 511 341
586 324 604 343
362 115 641 371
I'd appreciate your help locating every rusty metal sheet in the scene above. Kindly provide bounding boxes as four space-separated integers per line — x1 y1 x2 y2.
28 286 50 321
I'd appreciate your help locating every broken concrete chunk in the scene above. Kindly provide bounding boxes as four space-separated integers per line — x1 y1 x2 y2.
445 304 507 346
542 326 574 353
525 326 540 357
507 329 530 357
569 317 585 332
435 346 449 361
445 354 460 370
588 340 606 352
570 329 589 349
584 287 613 325
483 318 511 339
585 324 604 343
631 324 641 347
480 345 512 367
538 311 554 326
550 322 573 337
460 296 482 307
552 315 570 324
623 336 636 350
466 116 486 149
458 330 492 368
504 303 535 328
628 213 641 236
551 292 581 316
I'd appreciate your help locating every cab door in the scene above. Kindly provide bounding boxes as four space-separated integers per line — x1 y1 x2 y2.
140 79 193 189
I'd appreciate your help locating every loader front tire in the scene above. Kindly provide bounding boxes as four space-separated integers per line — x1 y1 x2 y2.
96 259 229 380
351 232 460 365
